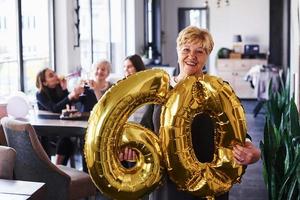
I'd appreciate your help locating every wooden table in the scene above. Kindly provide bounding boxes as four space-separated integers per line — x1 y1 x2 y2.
25 110 89 171
0 179 45 200
27 110 88 137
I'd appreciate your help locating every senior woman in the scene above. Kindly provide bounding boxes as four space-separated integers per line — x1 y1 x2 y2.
80 59 113 112
138 26 261 200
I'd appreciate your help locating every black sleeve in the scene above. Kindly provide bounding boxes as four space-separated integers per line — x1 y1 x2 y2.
246 133 252 141
36 91 70 113
140 104 155 131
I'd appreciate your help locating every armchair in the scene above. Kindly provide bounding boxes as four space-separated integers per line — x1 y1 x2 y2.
0 145 16 179
1 117 97 200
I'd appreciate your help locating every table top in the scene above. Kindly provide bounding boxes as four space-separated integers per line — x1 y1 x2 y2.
0 193 29 200
26 110 88 129
16 110 90 137
0 179 45 200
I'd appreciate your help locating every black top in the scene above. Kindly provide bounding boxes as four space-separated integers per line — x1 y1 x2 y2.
79 82 114 112
79 88 98 112
36 86 71 113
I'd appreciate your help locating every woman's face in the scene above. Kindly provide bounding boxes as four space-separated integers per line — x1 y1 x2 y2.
124 59 136 77
94 63 109 81
43 69 59 88
177 42 209 77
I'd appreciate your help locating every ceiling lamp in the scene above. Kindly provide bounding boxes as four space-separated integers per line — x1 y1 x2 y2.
205 0 230 8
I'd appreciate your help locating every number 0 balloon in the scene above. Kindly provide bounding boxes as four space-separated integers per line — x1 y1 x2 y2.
84 69 246 199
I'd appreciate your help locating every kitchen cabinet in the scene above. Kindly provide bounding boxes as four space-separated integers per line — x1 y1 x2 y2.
216 59 267 99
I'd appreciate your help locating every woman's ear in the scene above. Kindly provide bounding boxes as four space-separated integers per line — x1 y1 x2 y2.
42 81 47 87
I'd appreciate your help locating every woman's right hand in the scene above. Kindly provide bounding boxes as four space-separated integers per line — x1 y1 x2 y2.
68 84 84 100
86 79 97 90
59 76 68 90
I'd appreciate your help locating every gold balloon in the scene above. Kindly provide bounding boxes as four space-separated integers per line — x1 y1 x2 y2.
84 69 170 200
85 70 247 199
160 75 247 198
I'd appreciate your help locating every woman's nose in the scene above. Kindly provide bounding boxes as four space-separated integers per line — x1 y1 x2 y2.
188 50 196 57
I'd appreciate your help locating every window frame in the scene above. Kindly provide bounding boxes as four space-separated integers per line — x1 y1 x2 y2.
0 0 55 95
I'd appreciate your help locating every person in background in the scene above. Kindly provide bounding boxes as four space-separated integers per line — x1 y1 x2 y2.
123 54 146 77
36 68 84 165
80 59 113 112
36 68 83 113
124 26 261 199
119 54 147 166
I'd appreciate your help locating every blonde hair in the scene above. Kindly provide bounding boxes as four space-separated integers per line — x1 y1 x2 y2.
92 59 112 74
176 26 214 54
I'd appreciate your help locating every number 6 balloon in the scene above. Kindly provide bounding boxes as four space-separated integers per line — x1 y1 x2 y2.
85 69 169 199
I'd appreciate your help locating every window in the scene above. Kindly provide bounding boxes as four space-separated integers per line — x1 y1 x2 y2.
144 0 161 64
0 0 54 97
178 8 208 32
79 0 126 76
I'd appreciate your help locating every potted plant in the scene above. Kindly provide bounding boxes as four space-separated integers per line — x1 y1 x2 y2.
260 72 300 200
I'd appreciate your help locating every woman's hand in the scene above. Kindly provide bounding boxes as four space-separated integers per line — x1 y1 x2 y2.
59 77 68 90
68 84 84 100
119 147 137 162
86 79 96 89
233 140 261 165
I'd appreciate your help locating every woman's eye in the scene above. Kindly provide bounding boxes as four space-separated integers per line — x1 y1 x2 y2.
182 48 189 53
196 49 204 54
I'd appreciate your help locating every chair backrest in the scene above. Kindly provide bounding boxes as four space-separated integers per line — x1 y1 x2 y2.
0 124 7 145
0 145 16 179
1 117 71 200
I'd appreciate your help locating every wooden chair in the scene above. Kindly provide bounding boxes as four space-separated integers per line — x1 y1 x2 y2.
1 117 97 200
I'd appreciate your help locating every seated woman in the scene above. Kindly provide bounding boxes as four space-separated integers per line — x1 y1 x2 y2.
119 54 146 167
123 54 146 77
123 54 147 123
80 59 113 112
36 68 84 165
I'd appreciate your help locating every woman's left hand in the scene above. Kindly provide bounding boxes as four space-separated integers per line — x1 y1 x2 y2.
233 141 261 165
119 147 137 162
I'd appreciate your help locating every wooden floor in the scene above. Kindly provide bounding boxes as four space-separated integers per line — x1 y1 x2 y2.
76 100 268 200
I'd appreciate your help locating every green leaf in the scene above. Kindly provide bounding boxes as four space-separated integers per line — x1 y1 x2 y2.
289 100 300 137
278 152 300 199
287 175 297 200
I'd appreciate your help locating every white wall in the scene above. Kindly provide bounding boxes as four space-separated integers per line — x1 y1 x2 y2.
161 0 270 75
126 0 145 56
54 0 81 75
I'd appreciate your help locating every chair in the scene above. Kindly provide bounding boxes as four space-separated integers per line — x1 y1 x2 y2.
1 117 97 200
0 145 16 179
0 124 7 145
